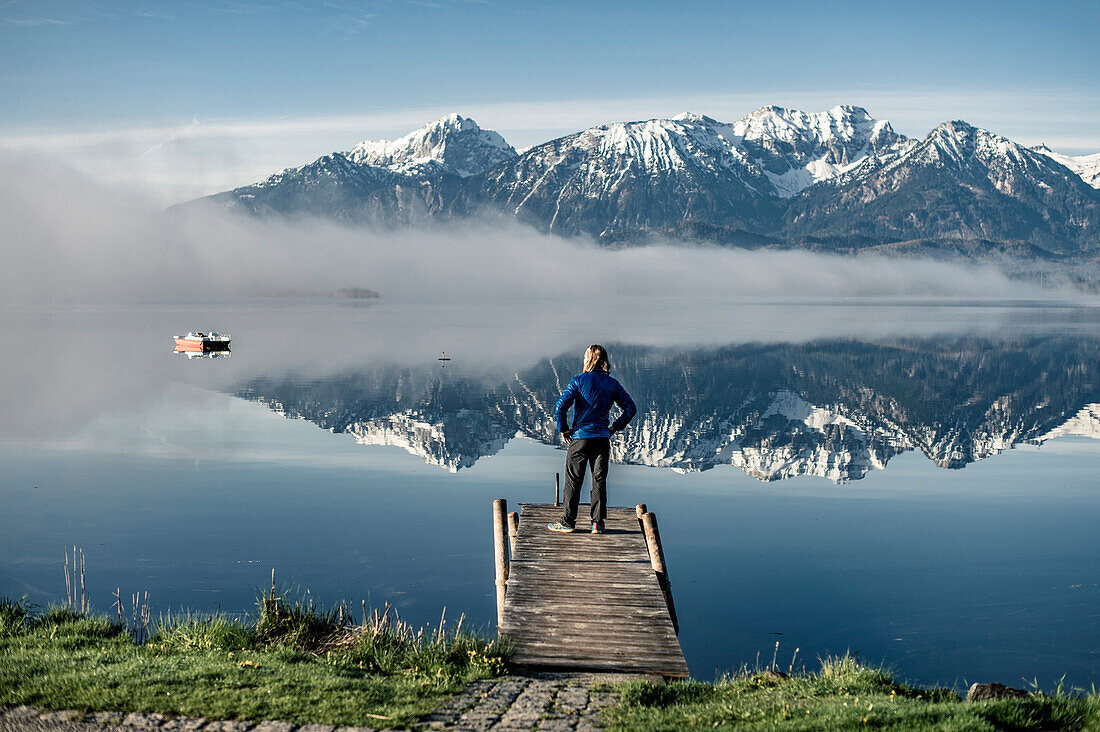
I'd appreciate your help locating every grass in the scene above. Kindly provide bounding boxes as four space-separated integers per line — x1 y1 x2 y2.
604 653 1100 731
0 590 507 729
7 588 1100 731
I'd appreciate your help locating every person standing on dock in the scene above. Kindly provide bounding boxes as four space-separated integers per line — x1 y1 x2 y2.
548 344 637 535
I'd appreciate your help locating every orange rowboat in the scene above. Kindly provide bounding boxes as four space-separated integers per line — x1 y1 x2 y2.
173 331 231 353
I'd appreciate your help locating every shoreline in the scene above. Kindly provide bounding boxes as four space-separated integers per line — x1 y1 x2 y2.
4 597 1099 730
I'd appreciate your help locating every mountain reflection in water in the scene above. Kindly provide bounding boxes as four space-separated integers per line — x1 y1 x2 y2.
235 337 1100 483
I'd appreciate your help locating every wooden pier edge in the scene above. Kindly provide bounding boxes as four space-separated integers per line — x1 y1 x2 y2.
641 511 679 634
495 498 689 678
492 498 509 627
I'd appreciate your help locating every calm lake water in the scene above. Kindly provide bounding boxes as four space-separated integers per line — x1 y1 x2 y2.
2 296 1100 689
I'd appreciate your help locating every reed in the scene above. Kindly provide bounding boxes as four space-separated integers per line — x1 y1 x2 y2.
62 546 87 615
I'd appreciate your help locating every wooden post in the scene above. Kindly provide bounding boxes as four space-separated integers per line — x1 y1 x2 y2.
493 499 509 629
636 503 647 532
507 511 519 557
554 472 560 506
641 511 679 634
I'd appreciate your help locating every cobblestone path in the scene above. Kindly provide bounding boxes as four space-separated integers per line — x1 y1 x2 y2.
1 673 642 732
419 672 640 731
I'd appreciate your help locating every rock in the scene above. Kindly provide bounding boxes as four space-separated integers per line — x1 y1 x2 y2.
38 710 84 723
124 712 168 727
251 723 295 732
204 722 254 732
966 682 1031 702
160 718 208 730
90 711 125 725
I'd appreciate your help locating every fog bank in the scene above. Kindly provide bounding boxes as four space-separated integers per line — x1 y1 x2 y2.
0 154 1066 306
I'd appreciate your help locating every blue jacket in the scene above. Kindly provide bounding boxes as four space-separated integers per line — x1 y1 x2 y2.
555 371 637 439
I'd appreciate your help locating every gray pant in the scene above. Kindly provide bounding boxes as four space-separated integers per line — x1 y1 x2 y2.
560 437 610 527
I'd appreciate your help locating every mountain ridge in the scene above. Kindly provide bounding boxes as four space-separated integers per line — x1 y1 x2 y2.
190 106 1100 258
236 337 1100 482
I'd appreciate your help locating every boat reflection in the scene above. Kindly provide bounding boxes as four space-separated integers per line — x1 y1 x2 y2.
175 349 232 359
235 336 1100 481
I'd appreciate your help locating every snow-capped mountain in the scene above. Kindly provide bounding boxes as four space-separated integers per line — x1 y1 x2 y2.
784 120 1100 252
1033 144 1100 189
458 105 911 240
346 113 516 178
194 114 514 219
726 104 911 197
235 337 1100 483
461 115 780 241
191 106 1100 256
205 153 404 218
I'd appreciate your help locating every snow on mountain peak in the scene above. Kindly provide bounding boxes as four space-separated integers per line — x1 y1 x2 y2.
672 111 720 125
551 116 761 186
347 114 516 177
1032 145 1100 189
917 120 1035 171
728 105 907 197
514 106 912 201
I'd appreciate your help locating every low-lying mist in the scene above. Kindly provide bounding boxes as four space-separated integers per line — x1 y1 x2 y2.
5 153 1100 444
0 154 1063 306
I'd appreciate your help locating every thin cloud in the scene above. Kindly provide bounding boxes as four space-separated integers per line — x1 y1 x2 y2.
1 88 1097 201
344 12 375 30
137 116 201 160
131 9 176 20
1 15 67 25
4 88 1098 148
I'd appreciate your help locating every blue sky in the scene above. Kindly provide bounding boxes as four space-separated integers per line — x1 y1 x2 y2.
2 0 1098 202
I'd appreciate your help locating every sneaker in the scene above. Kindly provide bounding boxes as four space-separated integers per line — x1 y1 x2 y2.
547 522 575 533
591 522 605 534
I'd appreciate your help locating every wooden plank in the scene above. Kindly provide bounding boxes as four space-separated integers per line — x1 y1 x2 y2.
506 572 654 581
501 635 684 655
502 592 668 607
509 643 688 663
500 612 677 627
502 629 682 646
509 651 689 677
508 649 686 665
504 591 663 603
504 579 661 592
509 657 688 676
508 647 686 664
505 599 661 609
500 607 670 621
504 576 658 587
499 501 688 678
508 643 686 660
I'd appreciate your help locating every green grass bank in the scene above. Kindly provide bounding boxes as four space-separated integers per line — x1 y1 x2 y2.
0 594 506 728
5 594 1100 730
605 655 1100 731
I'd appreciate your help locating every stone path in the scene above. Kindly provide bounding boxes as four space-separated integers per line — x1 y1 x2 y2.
419 672 642 731
0 673 643 732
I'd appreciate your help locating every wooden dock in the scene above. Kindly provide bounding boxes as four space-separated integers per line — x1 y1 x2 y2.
494 501 689 678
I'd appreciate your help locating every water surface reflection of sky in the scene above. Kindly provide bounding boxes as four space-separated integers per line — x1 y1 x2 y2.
2 298 1100 689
